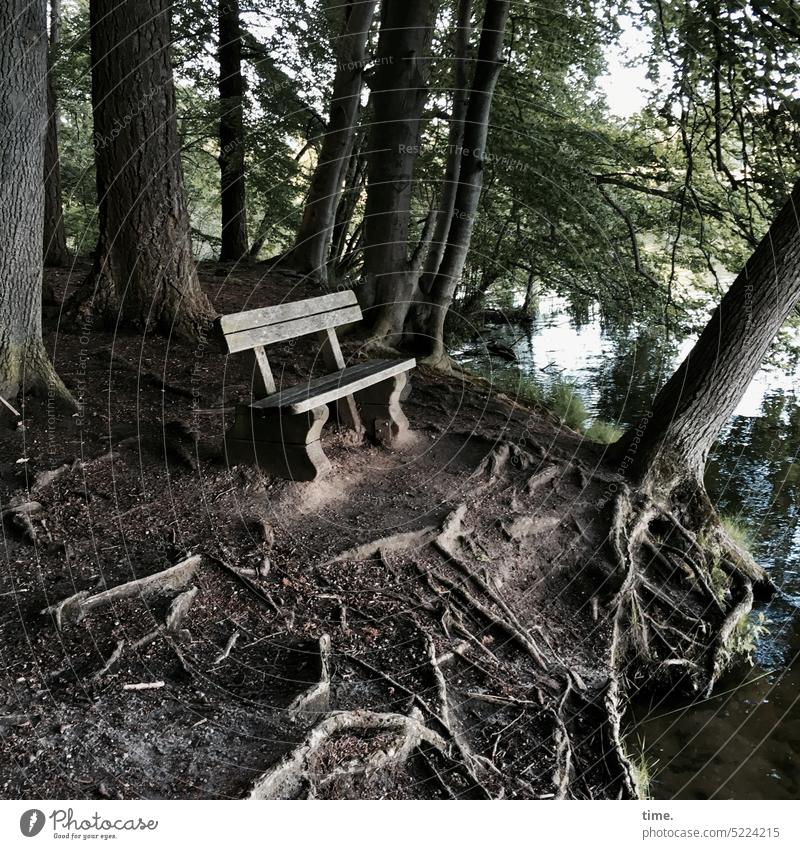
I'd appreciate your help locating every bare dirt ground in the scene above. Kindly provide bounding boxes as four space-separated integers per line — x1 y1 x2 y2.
0 260 636 799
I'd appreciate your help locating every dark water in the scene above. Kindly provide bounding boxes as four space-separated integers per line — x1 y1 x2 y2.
458 297 800 800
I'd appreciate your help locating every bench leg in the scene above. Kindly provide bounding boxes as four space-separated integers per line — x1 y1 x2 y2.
224 405 331 481
355 372 411 446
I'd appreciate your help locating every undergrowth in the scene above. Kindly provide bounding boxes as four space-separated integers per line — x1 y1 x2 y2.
711 515 768 665
471 364 622 443
625 738 657 800
720 515 753 551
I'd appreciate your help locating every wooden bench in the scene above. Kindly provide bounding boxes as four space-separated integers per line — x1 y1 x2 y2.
217 291 415 480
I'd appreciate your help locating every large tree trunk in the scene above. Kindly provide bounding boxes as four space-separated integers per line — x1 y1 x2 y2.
218 0 249 262
0 0 74 406
418 0 473 296
358 0 440 342
616 178 800 485
43 0 69 269
287 0 378 283
73 0 215 339
600 181 800 706
413 0 510 363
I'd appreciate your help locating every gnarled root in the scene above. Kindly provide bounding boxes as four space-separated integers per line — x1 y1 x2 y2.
248 707 454 800
606 480 767 701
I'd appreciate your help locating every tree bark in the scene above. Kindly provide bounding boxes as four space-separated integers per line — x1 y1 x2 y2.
418 0 473 295
616 178 800 484
43 0 70 269
414 0 510 363
359 0 440 342
0 0 74 405
73 0 215 339
218 0 249 262
287 0 378 283
329 142 367 273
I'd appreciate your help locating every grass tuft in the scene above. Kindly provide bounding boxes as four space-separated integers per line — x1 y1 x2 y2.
720 515 753 552
545 380 588 431
585 419 623 444
625 738 657 800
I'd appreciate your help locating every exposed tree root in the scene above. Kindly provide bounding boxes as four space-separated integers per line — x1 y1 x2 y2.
434 505 550 669
213 631 240 666
331 526 439 563
287 634 332 722
551 681 575 799
705 573 754 696
470 440 542 489
247 707 454 800
41 555 202 629
605 474 772 778
93 640 126 680
2 499 43 545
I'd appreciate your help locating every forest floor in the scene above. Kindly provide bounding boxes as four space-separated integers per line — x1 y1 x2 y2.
0 259 640 799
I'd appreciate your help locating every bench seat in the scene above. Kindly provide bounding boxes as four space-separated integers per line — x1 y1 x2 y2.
252 358 415 415
218 290 416 480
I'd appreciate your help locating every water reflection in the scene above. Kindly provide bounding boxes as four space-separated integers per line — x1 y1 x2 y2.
458 296 800 799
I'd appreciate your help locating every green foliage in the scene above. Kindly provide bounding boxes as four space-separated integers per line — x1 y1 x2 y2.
50 0 799 347
720 515 753 552
546 381 589 431
710 564 729 604
471 366 544 407
729 612 769 666
585 419 623 444
625 738 658 800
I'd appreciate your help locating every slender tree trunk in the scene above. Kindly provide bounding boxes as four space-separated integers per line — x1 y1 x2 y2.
0 0 74 406
359 0 440 342
287 0 378 283
329 143 367 273
43 0 70 268
616 178 800 484
520 268 537 315
218 0 249 262
72 0 215 339
414 0 510 363
418 0 473 295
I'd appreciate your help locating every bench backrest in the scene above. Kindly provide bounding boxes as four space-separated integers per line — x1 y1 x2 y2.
218 290 362 402
218 291 361 354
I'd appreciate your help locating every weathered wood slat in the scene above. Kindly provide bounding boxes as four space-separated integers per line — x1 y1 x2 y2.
316 327 363 433
224 305 362 352
252 358 416 415
219 291 358 334
252 344 276 395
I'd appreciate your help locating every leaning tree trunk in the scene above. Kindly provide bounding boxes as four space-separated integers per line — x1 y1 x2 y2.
418 0 473 296
413 0 510 364
218 0 249 262
616 178 800 486
0 0 74 406
72 0 215 339
602 180 800 705
43 0 70 269
286 0 378 283
359 0 440 342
